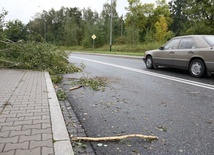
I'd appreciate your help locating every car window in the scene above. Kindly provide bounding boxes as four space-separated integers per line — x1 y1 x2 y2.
204 36 214 46
179 38 195 49
164 38 180 50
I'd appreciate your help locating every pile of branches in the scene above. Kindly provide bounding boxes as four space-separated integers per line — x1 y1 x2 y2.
0 39 80 75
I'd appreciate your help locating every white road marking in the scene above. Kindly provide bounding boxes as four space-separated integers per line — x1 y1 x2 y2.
70 56 214 90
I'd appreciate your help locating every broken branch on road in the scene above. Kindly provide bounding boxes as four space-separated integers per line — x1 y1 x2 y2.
69 85 83 91
71 134 158 142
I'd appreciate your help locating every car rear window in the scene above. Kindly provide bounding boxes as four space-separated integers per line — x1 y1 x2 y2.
204 36 214 46
179 38 194 49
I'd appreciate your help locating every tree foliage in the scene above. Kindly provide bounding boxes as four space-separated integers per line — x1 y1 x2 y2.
0 9 8 41
185 0 214 34
3 20 27 42
1 0 214 49
125 0 173 44
169 0 214 35
125 0 146 44
155 16 173 43
169 0 188 35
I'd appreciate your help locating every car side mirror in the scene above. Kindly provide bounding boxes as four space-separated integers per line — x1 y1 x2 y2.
159 47 164 50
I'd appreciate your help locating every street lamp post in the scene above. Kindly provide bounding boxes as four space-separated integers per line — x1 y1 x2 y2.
43 15 46 42
38 6 47 42
109 0 113 52
121 15 123 37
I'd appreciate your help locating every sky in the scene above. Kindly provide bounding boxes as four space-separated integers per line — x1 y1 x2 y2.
1 0 169 24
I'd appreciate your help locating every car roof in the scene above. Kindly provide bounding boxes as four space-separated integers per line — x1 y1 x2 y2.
171 35 214 48
174 35 214 38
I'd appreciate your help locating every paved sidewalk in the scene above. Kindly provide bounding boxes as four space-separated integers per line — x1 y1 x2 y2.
0 69 74 155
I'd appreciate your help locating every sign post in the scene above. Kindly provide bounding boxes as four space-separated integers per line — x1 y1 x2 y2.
91 34 96 50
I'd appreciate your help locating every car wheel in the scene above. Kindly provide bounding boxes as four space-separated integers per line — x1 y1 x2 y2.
145 56 154 69
189 59 205 78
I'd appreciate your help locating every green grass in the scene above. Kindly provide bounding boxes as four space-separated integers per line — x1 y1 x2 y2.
63 42 162 56
74 51 144 56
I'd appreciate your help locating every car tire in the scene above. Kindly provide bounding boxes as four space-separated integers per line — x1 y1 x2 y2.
189 59 205 78
145 56 154 69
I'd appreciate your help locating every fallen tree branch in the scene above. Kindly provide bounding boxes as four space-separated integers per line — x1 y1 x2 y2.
0 59 20 68
0 59 15 64
0 48 12 52
0 39 14 44
69 85 83 91
71 134 158 142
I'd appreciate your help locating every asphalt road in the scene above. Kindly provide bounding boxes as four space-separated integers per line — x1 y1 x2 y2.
63 53 214 155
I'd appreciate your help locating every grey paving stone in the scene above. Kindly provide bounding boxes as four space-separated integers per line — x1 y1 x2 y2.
0 113 17 119
32 128 52 135
13 120 32 126
0 131 10 138
30 139 53 149
14 101 35 106
3 107 20 111
0 144 4 152
42 108 50 113
33 112 50 117
18 106 35 110
42 115 50 120
1 125 22 132
4 141 29 152
0 136 19 144
33 119 50 125
24 115 42 121
35 106 49 110
42 123 51 129
10 102 25 105
10 129 31 137
0 121 13 126
15 99 29 102
0 150 15 155
42 147 54 155
42 133 52 141
22 123 41 130
19 134 42 143
17 112 33 117
0 110 10 115
6 117 24 122
27 109 42 113
10 110 27 114
15 147 41 155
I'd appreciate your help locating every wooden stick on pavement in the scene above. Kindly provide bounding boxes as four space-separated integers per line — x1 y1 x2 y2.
71 134 158 142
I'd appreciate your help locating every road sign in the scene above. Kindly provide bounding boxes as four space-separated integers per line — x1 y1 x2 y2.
91 34 96 40
91 34 96 50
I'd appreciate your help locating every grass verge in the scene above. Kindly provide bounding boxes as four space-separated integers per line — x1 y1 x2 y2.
62 42 162 56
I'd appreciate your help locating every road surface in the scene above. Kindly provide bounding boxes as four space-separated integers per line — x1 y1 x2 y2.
62 53 214 155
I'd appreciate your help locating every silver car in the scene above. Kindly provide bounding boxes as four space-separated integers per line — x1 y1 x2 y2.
143 35 214 78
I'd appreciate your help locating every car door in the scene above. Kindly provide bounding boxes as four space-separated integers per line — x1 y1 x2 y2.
173 37 195 69
154 38 180 66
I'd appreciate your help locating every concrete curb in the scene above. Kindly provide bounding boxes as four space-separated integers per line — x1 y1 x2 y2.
45 72 74 155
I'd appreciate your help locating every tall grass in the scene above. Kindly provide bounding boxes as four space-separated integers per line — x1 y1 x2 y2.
64 42 162 56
